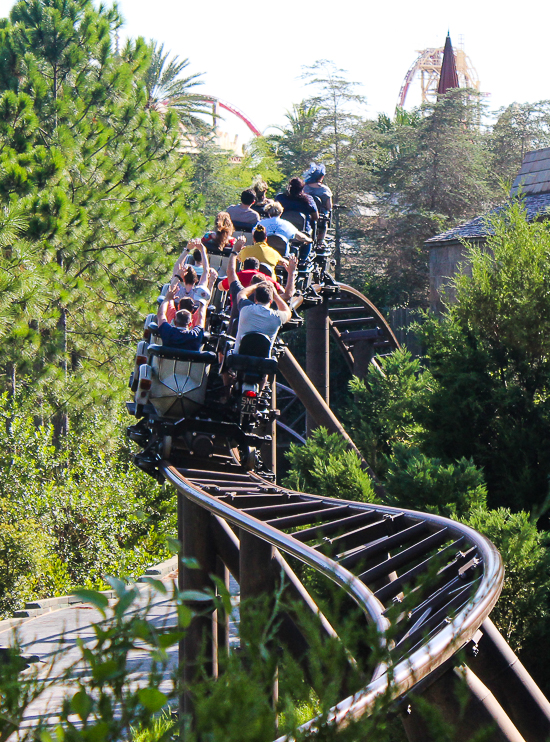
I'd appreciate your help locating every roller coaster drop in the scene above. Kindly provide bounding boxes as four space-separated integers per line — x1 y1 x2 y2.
127 230 550 740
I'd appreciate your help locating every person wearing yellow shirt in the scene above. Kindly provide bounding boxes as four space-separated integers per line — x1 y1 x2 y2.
235 224 289 277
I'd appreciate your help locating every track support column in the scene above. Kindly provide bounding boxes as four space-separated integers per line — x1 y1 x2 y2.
178 494 217 721
239 530 279 717
353 339 374 380
260 375 277 477
306 297 329 436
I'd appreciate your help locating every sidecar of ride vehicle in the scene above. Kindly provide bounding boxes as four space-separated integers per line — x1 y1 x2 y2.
131 316 216 420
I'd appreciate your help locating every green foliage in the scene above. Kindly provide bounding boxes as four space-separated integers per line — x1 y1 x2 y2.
0 393 173 616
362 89 493 307
348 349 433 474
384 444 487 519
266 101 328 179
144 41 211 133
0 573 410 742
488 100 550 186
0 0 206 423
284 428 378 504
465 508 550 652
418 201 550 511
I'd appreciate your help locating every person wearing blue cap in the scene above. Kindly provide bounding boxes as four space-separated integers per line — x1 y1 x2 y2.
303 163 333 243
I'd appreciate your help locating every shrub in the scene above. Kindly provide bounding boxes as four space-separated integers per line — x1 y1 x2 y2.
384 444 487 519
0 394 174 615
284 428 378 503
465 507 550 653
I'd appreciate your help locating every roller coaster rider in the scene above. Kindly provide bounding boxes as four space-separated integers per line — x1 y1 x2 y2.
236 224 288 277
156 281 208 350
250 176 273 219
275 177 319 232
226 249 291 353
226 189 260 230
171 238 215 308
258 201 312 259
303 162 332 244
201 211 238 253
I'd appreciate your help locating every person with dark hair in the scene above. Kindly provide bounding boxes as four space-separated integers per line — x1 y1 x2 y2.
225 250 291 353
156 280 207 350
219 255 282 294
275 177 319 232
201 211 237 253
235 224 288 277
226 190 260 229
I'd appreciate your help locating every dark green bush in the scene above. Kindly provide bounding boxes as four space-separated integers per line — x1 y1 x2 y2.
384 444 487 519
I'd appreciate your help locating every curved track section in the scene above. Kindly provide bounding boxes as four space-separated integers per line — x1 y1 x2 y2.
328 283 400 373
164 464 503 736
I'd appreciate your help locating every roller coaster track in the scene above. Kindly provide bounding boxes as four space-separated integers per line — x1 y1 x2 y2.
327 283 400 373
276 282 400 447
162 346 550 741
130 272 550 740
166 458 550 741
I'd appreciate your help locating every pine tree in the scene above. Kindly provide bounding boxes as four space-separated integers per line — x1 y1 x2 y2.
301 60 368 278
0 0 205 432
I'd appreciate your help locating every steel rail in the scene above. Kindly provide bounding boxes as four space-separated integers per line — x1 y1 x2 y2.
162 463 390 645
163 464 503 738
273 503 503 739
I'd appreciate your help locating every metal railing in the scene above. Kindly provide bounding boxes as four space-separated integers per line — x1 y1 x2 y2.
164 464 504 737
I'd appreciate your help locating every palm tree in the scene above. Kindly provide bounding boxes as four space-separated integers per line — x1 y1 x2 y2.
266 102 326 178
144 42 211 135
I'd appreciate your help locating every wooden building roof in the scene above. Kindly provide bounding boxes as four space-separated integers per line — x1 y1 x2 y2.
510 147 550 196
427 148 550 246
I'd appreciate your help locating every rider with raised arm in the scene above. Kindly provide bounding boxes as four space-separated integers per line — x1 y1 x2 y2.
226 248 291 352
157 280 208 350
172 238 216 307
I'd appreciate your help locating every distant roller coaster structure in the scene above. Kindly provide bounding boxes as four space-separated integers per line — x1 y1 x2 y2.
398 43 480 109
201 96 261 137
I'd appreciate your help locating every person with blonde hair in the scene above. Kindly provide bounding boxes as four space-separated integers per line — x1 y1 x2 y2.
250 176 273 218
259 201 311 257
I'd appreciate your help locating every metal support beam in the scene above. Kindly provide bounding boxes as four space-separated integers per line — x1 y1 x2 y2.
178 494 217 718
279 348 381 489
306 298 329 436
261 375 277 476
401 664 526 742
467 618 550 742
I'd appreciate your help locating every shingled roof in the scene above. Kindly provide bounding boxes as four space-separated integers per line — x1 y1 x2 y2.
510 147 550 196
426 192 550 244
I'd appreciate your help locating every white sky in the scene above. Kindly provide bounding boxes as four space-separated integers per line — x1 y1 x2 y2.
0 0 548 146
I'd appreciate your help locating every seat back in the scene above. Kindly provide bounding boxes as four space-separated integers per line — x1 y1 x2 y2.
266 234 288 256
282 211 306 231
238 332 273 358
